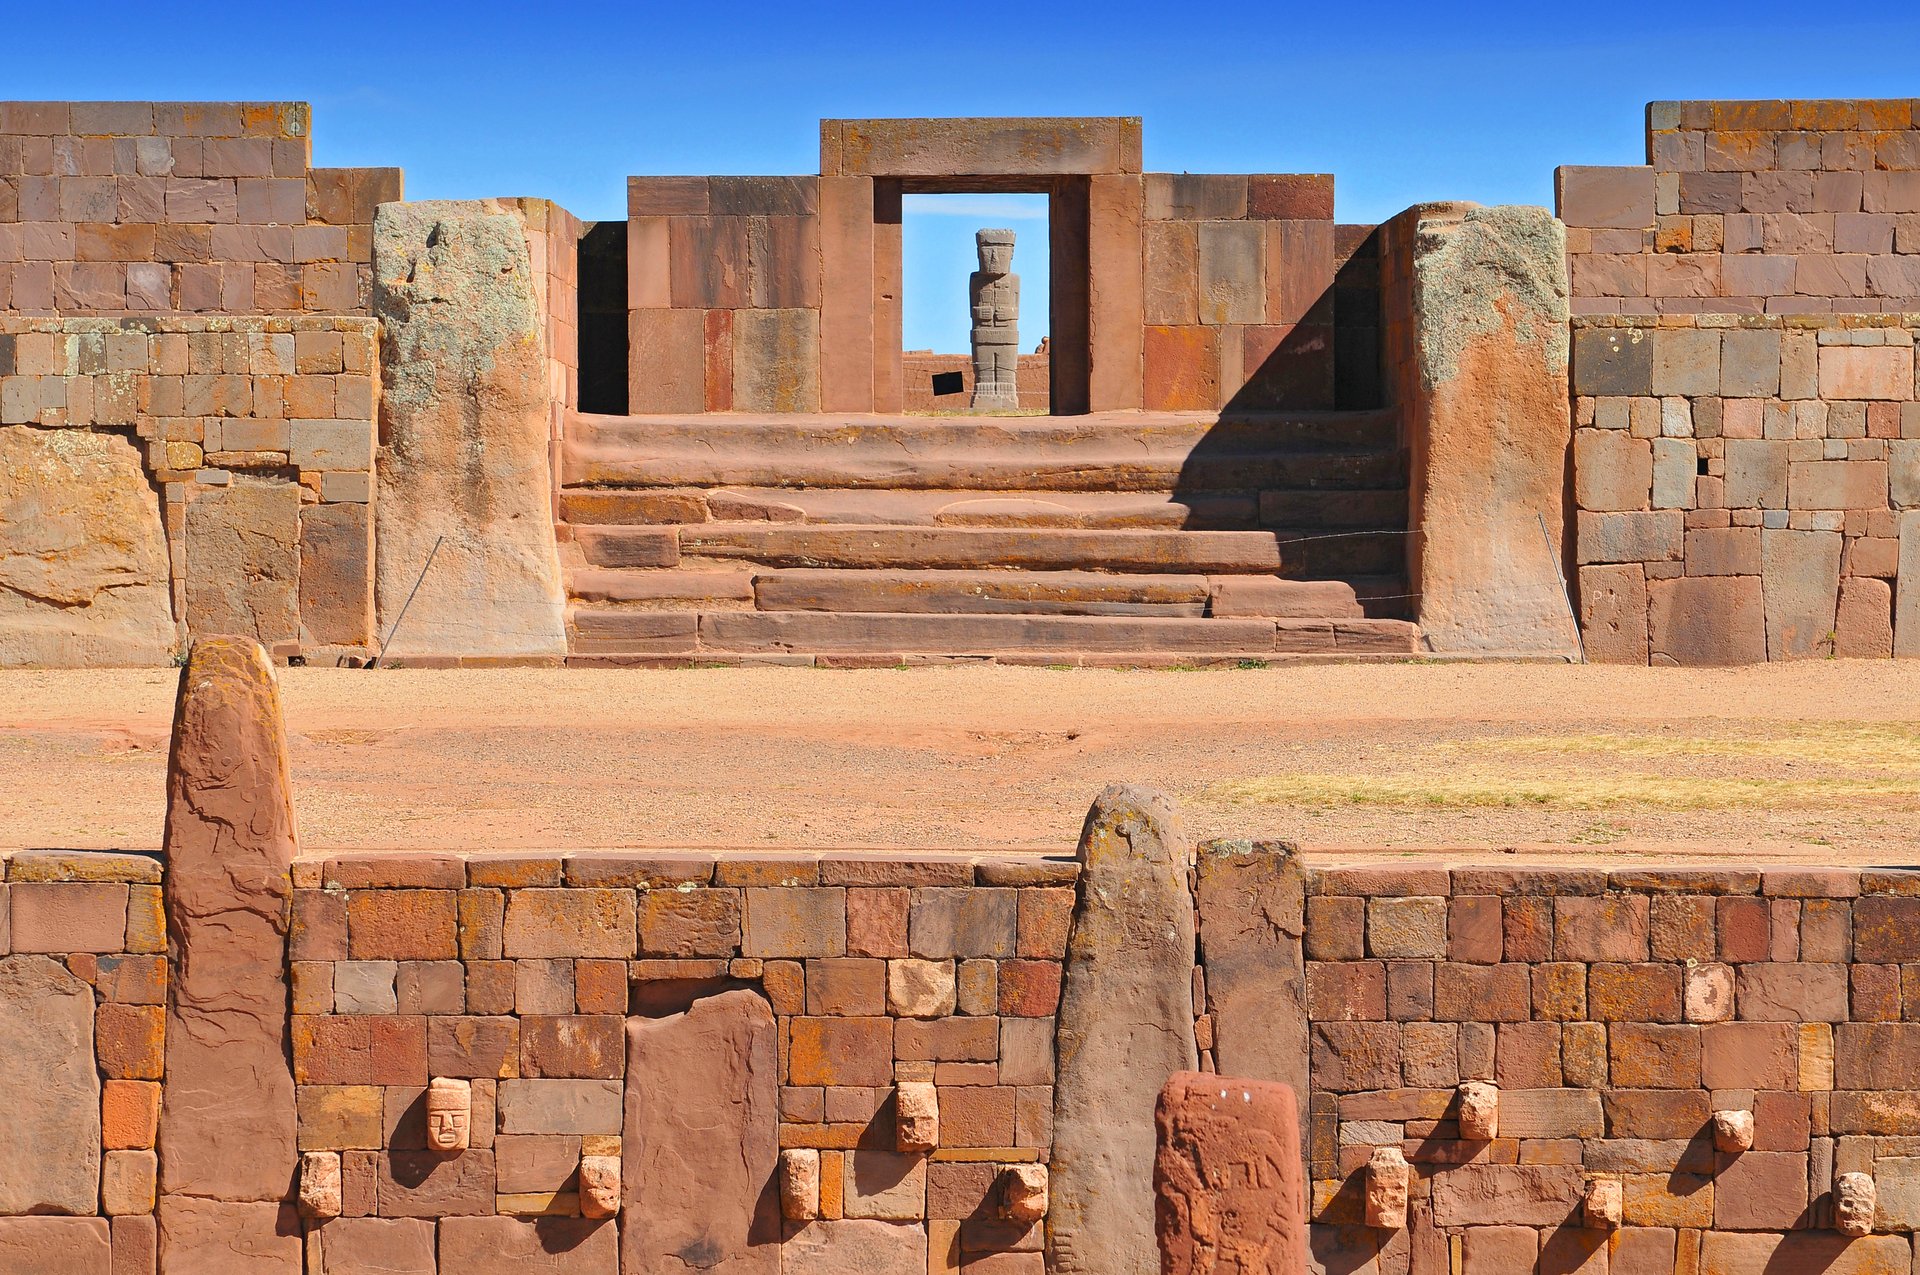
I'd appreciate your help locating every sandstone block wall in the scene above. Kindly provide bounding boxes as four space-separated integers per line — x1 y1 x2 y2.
1560 99 1920 316
0 315 379 662
900 352 1051 413
1298 862 1920 1275
1570 313 1919 663
0 101 398 316
0 850 167 1273
288 850 1067 1273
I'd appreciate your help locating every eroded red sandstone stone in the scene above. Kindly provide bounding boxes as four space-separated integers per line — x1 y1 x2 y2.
159 639 299 1223
0 956 100 1215
1153 1072 1305 1275
623 989 780 1272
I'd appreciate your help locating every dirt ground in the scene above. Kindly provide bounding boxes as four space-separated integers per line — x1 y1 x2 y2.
2 662 1918 863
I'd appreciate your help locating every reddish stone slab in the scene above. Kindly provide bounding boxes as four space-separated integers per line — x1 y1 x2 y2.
1154 1072 1305 1275
159 639 298 1205
0 1217 111 1275
623 989 780 1273
436 1217 617 1274
156 1200 300 1275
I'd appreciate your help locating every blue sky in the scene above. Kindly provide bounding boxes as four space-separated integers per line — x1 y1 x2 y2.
7 2 1918 350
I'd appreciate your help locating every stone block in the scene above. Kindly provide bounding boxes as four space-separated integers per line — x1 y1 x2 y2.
1572 327 1653 396
1820 346 1913 399
1557 167 1656 229
0 957 100 1214
1900 511 1920 658
156 1200 300 1275
184 478 300 644
744 888 845 958
299 501 373 648
1724 439 1789 509
8 882 128 952
789 1016 893 1086
780 1219 926 1274
638 888 740 958
1431 1164 1583 1227
495 1079 622 1135
1736 962 1848 1022
1652 438 1695 509
308 1217 437 1275
909 888 1017 958
1649 574 1766 665
1761 529 1843 659
1719 329 1782 397
1652 329 1721 397
1686 526 1761 576
1574 432 1653 511
1579 563 1649 663
1154 1072 1304 1275
502 890 636 960
1196 221 1264 325
824 116 1140 177
1835 575 1894 658
0 1217 112 1275
1143 222 1199 325
1577 510 1683 564
348 890 457 961
1143 326 1218 412
435 1217 616 1275
1555 895 1650 961
733 308 820 413
629 308 704 413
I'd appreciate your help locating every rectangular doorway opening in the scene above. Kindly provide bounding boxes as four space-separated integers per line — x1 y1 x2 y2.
899 192 1053 415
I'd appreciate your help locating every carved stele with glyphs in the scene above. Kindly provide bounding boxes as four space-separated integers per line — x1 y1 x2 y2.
969 228 1020 412
427 1078 472 1154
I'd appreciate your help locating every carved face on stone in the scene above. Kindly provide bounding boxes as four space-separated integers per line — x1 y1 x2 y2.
1835 1172 1876 1238
976 230 1015 274
426 1078 471 1153
1364 1146 1410 1230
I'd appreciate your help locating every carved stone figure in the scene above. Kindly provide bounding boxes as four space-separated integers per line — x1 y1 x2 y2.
896 1081 939 1152
1584 1177 1622 1229
1000 1163 1049 1225
1365 1146 1410 1231
780 1149 822 1221
579 1155 621 1219
1456 1082 1498 1141
1712 1109 1754 1153
298 1151 342 1220
1836 1172 1876 1238
1153 1073 1305 1274
426 1078 472 1154
969 229 1020 412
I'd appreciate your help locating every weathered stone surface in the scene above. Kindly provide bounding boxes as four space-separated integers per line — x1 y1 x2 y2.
1584 1177 1622 1228
156 1199 301 1275
299 1151 342 1219
1836 1171 1876 1238
1430 1164 1584 1227
0 426 174 666
969 229 1021 411
0 955 101 1214
780 1149 821 1221
184 479 300 645
1699 1233 1910 1275
372 201 565 658
436 1216 617 1274
1195 840 1306 1128
1402 205 1572 654
1649 574 1767 666
1154 1072 1305 1275
309 1218 436 1275
623 989 779 1273
1712 1109 1754 1153
1579 563 1649 664
779 1220 924 1275
577 1155 619 1220
160 638 299 1208
1050 785 1197 1275
0 1217 112 1275
1761 529 1842 660
1457 1080 1499 1140
1000 1163 1048 1224
1365 1146 1410 1229
896 1080 939 1152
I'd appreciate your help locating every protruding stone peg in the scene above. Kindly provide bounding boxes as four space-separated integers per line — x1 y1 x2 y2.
780 1149 822 1222
1711 1108 1754 1153
999 1162 1049 1224
426 1077 472 1154
1365 1146 1410 1230
1836 1172 1876 1238
1456 1081 1498 1141
579 1155 621 1219
298 1151 342 1220
1584 1177 1622 1229
896 1081 939 1152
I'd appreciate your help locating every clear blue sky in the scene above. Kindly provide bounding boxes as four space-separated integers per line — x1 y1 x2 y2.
8 2 1917 350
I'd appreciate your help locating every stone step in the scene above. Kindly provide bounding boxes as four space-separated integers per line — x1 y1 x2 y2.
560 487 1278 530
575 523 1405 576
568 569 754 605
565 607 1422 656
562 410 1403 492
752 569 1213 617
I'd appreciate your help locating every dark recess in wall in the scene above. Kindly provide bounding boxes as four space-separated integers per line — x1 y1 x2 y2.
577 221 629 414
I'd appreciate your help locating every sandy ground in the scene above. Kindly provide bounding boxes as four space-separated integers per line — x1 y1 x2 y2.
2 662 1918 863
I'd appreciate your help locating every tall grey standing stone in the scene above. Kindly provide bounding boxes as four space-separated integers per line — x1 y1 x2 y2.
1897 512 1920 659
159 637 301 1274
1195 840 1308 1132
373 201 566 659
969 228 1020 412
624 989 780 1273
1049 785 1198 1275
0 956 101 1214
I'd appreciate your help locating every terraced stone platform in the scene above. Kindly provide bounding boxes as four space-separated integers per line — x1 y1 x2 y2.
556 411 1421 663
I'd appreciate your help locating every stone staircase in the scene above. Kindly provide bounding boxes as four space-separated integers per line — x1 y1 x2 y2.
555 411 1422 664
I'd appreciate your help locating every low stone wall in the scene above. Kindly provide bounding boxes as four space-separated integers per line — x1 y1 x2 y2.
899 352 1050 412
1571 313 1919 663
0 315 378 664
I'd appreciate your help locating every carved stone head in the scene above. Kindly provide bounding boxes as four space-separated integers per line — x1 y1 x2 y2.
426 1077 472 1154
976 229 1015 275
1365 1145 1410 1230
1456 1081 1498 1141
1835 1172 1876 1238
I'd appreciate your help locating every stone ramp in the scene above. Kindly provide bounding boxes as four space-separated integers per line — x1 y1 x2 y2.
555 410 1417 662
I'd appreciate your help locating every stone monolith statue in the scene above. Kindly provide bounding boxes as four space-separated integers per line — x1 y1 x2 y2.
969 228 1020 412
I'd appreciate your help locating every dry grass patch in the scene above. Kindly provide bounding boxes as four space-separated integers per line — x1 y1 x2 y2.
1442 723 1920 768
1209 774 1920 811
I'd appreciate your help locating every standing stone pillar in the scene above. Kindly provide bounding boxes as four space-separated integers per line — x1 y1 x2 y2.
373 201 568 659
969 228 1020 412
1049 785 1197 1275
157 637 301 1273
1195 840 1308 1134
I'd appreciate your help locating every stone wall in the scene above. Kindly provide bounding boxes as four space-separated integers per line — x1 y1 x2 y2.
1299 861 1920 1274
900 352 1051 413
0 101 399 316
0 315 379 664
1570 313 1919 663
1560 98 1920 317
0 850 166 1272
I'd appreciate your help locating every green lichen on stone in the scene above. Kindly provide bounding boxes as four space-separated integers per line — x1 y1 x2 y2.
1414 204 1570 388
